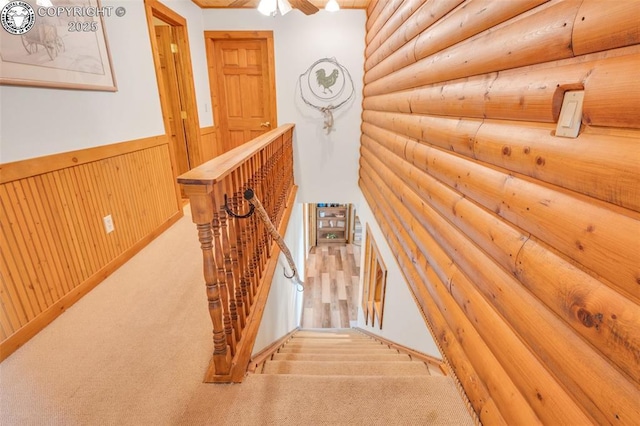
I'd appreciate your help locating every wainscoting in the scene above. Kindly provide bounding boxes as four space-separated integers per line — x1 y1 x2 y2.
200 126 218 162
0 135 182 361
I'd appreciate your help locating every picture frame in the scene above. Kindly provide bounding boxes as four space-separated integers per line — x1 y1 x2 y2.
0 0 117 91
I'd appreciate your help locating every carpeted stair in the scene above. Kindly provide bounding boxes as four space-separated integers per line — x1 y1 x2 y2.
180 329 475 425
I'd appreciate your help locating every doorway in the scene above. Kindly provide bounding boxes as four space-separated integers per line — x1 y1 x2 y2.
205 31 278 154
144 0 204 200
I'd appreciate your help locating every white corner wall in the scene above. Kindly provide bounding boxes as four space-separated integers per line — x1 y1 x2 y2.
354 194 442 358
202 9 365 204
0 0 164 163
253 200 305 355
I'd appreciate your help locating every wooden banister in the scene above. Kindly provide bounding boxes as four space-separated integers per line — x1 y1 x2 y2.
178 124 297 383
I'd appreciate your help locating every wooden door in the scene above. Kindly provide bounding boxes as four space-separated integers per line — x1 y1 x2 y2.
207 32 277 153
155 25 190 177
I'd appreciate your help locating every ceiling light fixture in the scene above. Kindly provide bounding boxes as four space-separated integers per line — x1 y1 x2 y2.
258 0 293 16
278 0 293 15
325 0 340 12
257 0 277 16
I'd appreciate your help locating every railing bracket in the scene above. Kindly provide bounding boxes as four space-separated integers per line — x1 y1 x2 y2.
224 194 255 219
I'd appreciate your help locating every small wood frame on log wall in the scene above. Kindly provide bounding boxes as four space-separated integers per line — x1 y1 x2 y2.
361 0 640 424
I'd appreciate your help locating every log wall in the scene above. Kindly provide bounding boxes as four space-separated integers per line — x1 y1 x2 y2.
361 0 640 423
0 137 182 361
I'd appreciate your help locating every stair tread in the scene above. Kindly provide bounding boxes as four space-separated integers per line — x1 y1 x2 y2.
183 374 474 425
261 360 431 376
283 341 385 347
272 353 413 362
278 347 398 354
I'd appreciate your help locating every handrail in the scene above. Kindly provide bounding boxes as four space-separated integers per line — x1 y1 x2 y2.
178 124 296 382
178 124 295 186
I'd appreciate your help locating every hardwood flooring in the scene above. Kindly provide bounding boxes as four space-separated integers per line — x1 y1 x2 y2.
301 244 361 328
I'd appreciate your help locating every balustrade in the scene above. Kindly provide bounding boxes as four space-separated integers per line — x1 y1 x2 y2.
178 124 296 382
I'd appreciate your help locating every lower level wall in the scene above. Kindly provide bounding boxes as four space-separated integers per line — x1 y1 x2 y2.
252 200 304 356
355 192 441 359
0 136 182 361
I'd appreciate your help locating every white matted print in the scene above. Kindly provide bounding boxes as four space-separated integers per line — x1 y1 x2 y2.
0 0 117 91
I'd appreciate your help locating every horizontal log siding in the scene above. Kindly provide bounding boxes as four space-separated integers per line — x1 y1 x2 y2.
361 0 640 423
0 138 181 360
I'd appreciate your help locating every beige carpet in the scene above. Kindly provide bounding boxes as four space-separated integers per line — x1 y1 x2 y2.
0 208 474 425
182 330 474 425
0 207 213 425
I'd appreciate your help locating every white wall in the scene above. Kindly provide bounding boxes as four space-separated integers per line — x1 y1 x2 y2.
0 0 164 163
202 9 365 204
354 194 442 358
253 199 305 355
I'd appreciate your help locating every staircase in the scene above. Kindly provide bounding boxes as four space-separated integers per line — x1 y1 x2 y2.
181 329 476 425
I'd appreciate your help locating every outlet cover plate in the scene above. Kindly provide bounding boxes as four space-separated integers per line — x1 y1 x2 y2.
103 215 114 234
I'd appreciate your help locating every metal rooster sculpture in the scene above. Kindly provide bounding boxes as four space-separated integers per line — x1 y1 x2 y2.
315 68 340 94
299 57 355 134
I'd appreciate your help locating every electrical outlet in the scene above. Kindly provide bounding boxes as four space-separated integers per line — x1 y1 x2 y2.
103 215 114 234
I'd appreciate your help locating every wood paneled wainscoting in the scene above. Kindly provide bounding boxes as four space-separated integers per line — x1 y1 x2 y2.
361 0 640 424
200 125 218 162
0 136 182 361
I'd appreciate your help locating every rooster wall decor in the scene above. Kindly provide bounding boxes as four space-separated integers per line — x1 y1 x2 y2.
298 57 354 134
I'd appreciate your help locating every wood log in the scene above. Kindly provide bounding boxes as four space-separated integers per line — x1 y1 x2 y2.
365 0 427 66
364 0 404 48
359 147 640 424
364 0 579 97
362 112 481 157
365 0 548 84
363 136 640 387
358 178 501 422
361 158 589 424
362 92 413 114
516 237 640 384
365 0 463 72
414 0 549 62
583 55 640 129
362 132 528 273
365 48 640 127
473 120 640 212
361 170 526 425
363 112 640 300
365 0 384 32
364 111 640 213
572 0 640 56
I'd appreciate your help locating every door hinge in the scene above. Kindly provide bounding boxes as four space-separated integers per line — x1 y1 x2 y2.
180 111 187 119
171 43 178 53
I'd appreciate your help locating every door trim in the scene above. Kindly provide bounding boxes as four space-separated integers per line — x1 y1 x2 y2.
204 31 278 152
143 0 203 202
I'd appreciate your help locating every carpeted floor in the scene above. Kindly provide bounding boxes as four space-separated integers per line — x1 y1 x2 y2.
0 207 474 425
0 207 213 425
182 330 474 425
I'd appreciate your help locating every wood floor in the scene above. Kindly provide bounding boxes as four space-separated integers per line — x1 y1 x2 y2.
301 244 361 328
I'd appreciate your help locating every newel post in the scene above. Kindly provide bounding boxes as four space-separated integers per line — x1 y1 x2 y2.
183 184 231 375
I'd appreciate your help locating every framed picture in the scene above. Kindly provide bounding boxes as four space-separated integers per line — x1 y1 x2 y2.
0 0 117 91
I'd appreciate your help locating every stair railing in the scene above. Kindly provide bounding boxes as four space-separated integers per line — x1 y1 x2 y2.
178 124 296 382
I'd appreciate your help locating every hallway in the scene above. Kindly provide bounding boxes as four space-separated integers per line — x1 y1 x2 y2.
301 244 361 328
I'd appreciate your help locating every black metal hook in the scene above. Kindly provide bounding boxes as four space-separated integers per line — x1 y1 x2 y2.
224 194 255 219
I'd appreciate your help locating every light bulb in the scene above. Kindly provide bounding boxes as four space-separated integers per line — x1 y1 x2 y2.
258 0 277 16
278 0 293 15
325 0 340 12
